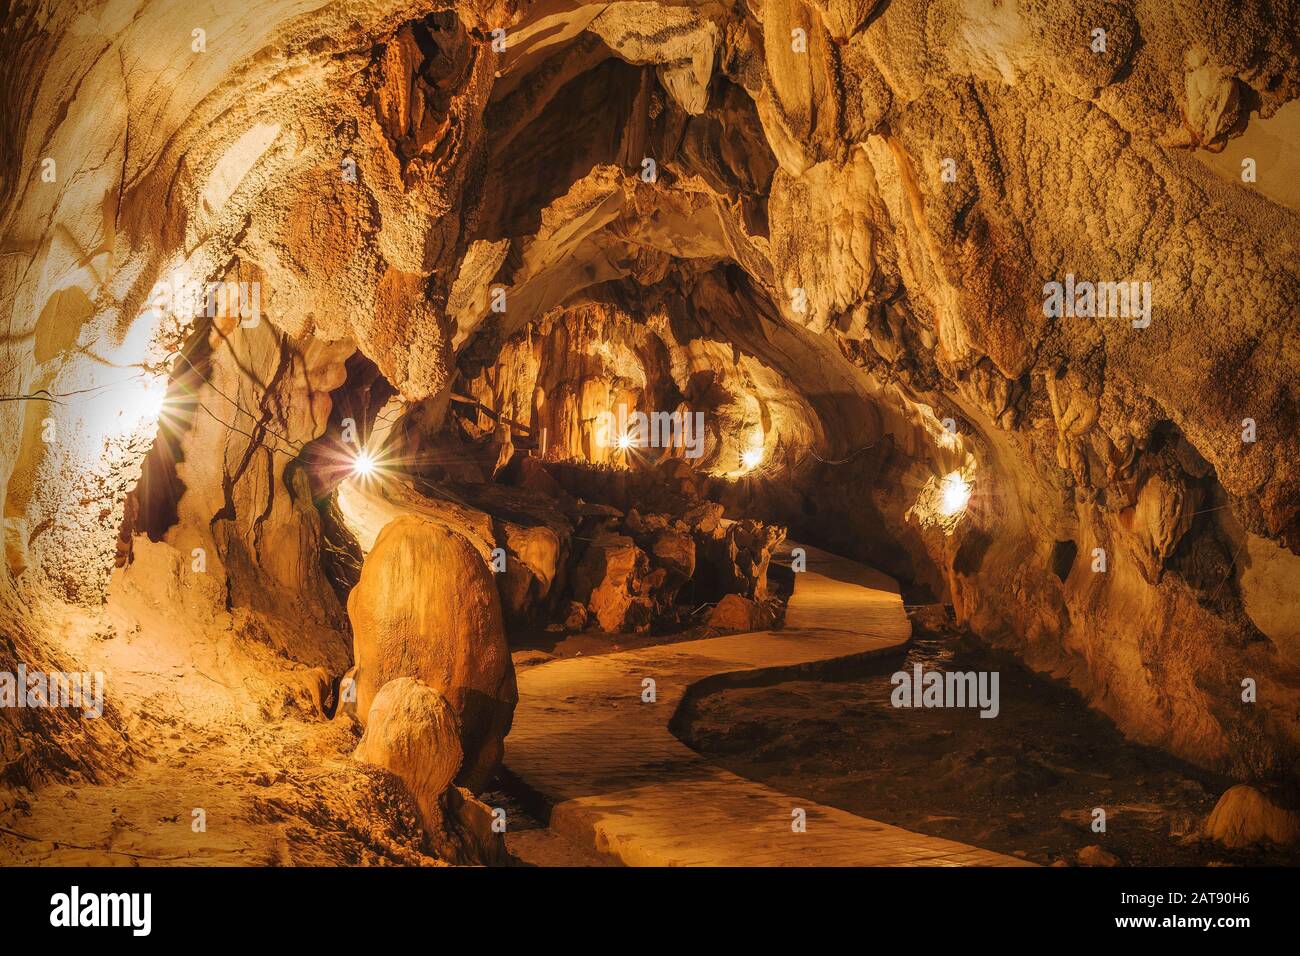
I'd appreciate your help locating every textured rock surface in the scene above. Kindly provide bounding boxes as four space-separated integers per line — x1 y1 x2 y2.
1203 784 1300 848
349 515 516 791
571 532 649 632
354 677 464 839
650 528 695 581
1 0 1298 855
430 785 511 866
706 593 769 632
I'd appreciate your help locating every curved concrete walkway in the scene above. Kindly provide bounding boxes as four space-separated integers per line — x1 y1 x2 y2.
504 542 1030 866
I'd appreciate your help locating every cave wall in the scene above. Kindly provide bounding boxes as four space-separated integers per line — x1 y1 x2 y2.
457 267 887 474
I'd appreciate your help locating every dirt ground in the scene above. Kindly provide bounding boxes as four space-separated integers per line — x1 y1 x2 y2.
676 614 1300 867
0 542 625 868
0 547 441 867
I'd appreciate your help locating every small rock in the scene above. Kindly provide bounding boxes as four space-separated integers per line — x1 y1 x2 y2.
430 786 509 866
1076 845 1120 866
561 600 588 630
354 677 463 839
706 594 767 632
650 528 695 579
682 501 725 535
1204 784 1300 848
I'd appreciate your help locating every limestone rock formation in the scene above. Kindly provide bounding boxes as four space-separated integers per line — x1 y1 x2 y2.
348 515 516 791
1204 785 1300 848
354 677 463 839
492 513 566 623
698 519 787 601
649 528 696 581
706 593 772 633
430 785 510 866
571 532 650 632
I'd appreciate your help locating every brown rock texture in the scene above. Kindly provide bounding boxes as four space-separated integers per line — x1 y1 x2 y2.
348 515 516 791
1203 784 1300 848
571 532 649 632
354 677 464 840
1 0 1298 856
706 593 771 632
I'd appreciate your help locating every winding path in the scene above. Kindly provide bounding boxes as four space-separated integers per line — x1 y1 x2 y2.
504 542 1030 866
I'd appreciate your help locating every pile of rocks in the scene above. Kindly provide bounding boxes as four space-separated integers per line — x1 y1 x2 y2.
565 495 787 634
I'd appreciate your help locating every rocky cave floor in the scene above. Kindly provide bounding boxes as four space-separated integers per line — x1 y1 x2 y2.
2 518 1294 868
1 457 1293 867
2 569 1295 868
677 611 1300 868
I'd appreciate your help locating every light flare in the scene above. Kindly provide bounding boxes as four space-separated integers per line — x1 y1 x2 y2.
938 471 972 516
351 450 377 478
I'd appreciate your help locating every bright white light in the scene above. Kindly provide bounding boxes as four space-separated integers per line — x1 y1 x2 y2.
616 431 633 451
938 471 971 516
352 450 377 478
741 447 764 471
120 375 167 431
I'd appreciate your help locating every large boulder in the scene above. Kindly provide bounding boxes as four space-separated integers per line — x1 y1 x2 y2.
496 522 563 623
348 515 517 790
354 678 463 838
682 501 726 537
1204 785 1300 848
571 532 650 631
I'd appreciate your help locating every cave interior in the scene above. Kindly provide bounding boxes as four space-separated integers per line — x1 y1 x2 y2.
2 0 1299 867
